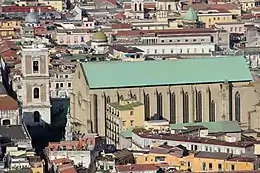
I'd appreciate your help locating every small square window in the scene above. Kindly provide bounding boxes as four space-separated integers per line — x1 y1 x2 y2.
231 165 235 170
130 111 133 115
68 83 71 87
65 75 68 78
60 83 63 87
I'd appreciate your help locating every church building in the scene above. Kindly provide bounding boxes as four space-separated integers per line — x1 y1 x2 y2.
70 56 258 136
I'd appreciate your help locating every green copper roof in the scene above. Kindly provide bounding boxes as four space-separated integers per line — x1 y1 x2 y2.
92 31 107 42
170 121 241 133
183 7 198 21
81 56 252 89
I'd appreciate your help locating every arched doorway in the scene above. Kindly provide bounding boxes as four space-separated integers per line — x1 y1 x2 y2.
34 111 40 123
2 119 10 125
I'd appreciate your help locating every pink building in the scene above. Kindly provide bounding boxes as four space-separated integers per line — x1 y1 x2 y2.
55 29 91 45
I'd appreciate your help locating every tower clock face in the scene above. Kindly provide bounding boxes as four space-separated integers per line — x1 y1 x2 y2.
78 91 82 106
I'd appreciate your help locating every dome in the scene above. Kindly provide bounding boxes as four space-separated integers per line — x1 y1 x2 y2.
92 31 108 42
25 9 39 24
183 7 198 21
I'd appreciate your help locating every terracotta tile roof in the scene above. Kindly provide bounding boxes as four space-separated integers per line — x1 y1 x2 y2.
182 3 240 11
0 5 55 13
111 23 132 29
123 3 131 9
0 95 18 110
59 164 77 173
123 2 155 9
133 130 254 148
114 12 126 20
53 158 73 165
116 163 169 172
113 28 215 37
144 3 156 9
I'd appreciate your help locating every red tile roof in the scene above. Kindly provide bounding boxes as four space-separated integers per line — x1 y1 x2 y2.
114 12 126 20
111 23 132 29
182 3 240 11
123 3 131 9
0 95 18 110
0 6 55 13
53 158 73 165
116 163 169 172
133 130 254 148
144 3 156 9
59 164 77 173
113 28 215 37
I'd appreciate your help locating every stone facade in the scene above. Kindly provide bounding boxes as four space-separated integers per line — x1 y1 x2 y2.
70 64 258 136
21 44 51 125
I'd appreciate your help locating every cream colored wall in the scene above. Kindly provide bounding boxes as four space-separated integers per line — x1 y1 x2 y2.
199 14 233 28
120 105 145 129
70 64 91 133
70 65 258 136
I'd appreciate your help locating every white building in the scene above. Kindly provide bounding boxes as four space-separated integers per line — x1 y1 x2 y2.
131 131 255 156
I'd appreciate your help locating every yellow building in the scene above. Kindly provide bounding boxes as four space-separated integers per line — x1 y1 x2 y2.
106 99 145 147
134 145 254 172
38 0 63 11
0 19 22 37
0 19 22 28
197 9 234 28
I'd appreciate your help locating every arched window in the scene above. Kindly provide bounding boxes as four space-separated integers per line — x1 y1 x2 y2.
134 3 137 11
139 3 142 11
208 88 215 122
196 91 202 122
33 87 40 99
144 93 150 120
2 119 10 125
107 96 111 103
183 92 189 123
170 92 176 123
34 111 40 123
157 92 163 120
235 91 241 122
133 94 137 100
168 4 171 11
209 101 216 122
119 95 124 101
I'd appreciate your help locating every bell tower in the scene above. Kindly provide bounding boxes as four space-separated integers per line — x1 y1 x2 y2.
21 43 51 126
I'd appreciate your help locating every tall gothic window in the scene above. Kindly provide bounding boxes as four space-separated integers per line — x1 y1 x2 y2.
134 3 137 11
170 92 176 124
157 92 163 120
235 91 241 122
117 92 120 102
196 91 202 122
168 4 171 10
33 87 39 99
144 93 150 120
106 96 111 103
183 92 189 123
208 88 215 122
139 3 142 11
209 101 216 122
93 94 98 133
